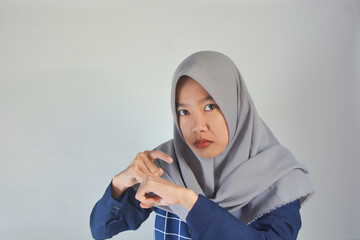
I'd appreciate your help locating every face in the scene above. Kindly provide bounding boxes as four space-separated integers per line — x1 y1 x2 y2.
176 76 229 159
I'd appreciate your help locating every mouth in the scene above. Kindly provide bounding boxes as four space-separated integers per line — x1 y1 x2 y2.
193 139 212 149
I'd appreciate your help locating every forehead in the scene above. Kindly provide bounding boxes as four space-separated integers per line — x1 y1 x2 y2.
175 76 211 102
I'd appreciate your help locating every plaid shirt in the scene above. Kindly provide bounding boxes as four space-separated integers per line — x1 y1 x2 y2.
154 208 192 240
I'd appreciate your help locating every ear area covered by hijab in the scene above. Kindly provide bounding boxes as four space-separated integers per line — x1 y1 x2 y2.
153 51 315 223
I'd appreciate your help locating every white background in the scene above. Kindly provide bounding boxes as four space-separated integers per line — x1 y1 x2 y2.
0 0 359 239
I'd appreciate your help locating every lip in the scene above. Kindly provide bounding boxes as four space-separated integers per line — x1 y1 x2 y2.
194 139 212 149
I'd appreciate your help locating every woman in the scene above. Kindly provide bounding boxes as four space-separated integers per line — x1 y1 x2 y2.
90 51 315 240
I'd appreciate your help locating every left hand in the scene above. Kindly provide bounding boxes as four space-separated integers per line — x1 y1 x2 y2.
135 174 198 211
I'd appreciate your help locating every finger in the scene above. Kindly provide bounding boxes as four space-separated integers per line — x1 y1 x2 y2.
141 152 161 174
140 193 161 208
135 176 158 203
155 168 164 177
132 162 150 183
147 150 173 163
133 169 146 183
135 177 150 203
136 191 159 205
140 202 154 209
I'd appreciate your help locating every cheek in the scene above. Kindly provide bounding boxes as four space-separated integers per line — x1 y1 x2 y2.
179 120 192 143
213 115 229 145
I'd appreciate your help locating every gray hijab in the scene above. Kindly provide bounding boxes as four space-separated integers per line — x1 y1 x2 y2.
153 51 315 223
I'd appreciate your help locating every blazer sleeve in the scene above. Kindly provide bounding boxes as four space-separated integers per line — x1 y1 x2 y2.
90 182 153 240
186 195 301 240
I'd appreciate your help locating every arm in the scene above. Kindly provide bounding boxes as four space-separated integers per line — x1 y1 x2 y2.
186 195 301 240
90 181 152 240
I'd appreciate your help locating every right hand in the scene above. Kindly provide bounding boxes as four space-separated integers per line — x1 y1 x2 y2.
111 150 173 198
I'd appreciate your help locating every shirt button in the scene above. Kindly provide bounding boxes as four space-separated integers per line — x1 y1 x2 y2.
113 205 120 210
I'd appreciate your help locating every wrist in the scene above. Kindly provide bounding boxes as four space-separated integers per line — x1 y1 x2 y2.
180 188 199 211
111 174 129 198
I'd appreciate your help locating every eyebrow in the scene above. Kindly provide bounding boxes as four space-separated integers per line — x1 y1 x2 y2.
176 96 214 108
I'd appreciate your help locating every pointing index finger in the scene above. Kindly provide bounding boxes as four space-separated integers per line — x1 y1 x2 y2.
147 150 173 164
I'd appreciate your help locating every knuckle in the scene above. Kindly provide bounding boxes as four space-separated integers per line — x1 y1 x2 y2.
134 156 144 164
136 152 145 158
132 160 139 168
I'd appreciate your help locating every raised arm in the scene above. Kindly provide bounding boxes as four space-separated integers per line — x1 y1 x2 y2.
90 150 173 239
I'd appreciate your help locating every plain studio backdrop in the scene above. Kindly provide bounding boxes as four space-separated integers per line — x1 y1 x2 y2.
0 0 359 239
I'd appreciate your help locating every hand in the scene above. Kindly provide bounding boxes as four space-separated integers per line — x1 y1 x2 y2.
112 150 173 198
135 174 199 211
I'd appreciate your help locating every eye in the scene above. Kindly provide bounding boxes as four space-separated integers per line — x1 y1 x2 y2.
178 109 189 116
204 104 217 111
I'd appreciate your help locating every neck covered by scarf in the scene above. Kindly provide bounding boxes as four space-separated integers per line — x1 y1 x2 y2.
153 51 315 223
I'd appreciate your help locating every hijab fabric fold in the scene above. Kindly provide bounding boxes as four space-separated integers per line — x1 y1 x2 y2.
153 51 315 223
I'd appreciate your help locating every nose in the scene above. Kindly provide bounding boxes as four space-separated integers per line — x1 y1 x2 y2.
192 113 208 134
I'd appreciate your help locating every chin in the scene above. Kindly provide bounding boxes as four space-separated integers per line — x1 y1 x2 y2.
193 149 219 159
